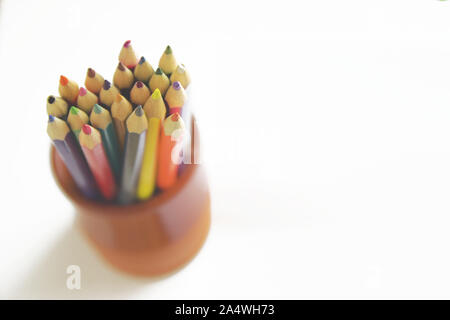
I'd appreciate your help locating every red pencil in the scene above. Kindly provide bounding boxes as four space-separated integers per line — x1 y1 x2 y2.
79 124 117 200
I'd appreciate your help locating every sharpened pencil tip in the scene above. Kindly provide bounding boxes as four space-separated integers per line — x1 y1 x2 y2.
48 115 55 122
59 75 68 86
93 104 102 114
124 40 131 48
79 87 87 96
173 81 181 90
70 106 79 115
87 68 96 78
135 105 144 116
103 80 111 90
164 45 172 54
171 113 180 121
139 56 145 65
155 68 163 75
136 81 143 88
47 95 55 104
118 62 126 71
151 88 161 100
82 124 91 135
115 94 122 102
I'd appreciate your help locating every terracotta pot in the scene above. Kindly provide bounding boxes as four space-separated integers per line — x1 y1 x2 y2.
49 119 210 277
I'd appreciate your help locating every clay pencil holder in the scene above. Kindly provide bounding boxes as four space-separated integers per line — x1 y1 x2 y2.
50 119 211 277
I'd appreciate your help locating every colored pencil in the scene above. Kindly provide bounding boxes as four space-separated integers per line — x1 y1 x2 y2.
119 40 138 70
90 104 121 182
149 67 170 96
85 68 104 94
47 115 98 199
137 89 167 200
79 124 117 200
143 88 166 118
113 62 134 91
99 80 120 108
165 81 187 115
67 106 89 139
77 87 98 114
158 45 177 76
170 64 191 89
157 113 185 190
58 75 79 104
134 56 154 83
130 81 150 106
111 93 133 153
46 95 68 118
119 106 148 204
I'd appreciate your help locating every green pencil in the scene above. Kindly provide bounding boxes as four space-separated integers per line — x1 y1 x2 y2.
67 106 89 139
90 104 122 182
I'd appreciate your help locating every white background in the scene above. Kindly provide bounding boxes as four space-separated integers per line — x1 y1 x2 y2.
1 0 450 299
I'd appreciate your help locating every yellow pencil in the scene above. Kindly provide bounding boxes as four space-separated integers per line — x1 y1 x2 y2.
137 89 166 200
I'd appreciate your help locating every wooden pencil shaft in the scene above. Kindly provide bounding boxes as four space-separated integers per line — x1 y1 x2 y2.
98 123 121 182
136 118 160 200
53 133 98 199
81 143 117 200
119 131 146 204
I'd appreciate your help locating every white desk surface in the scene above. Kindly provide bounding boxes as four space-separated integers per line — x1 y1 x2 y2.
1 0 450 299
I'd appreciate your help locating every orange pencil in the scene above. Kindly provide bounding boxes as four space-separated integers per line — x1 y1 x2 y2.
79 124 117 200
58 75 79 104
119 40 138 70
157 113 185 190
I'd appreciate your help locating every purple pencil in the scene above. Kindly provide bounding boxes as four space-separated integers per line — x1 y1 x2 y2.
47 115 98 199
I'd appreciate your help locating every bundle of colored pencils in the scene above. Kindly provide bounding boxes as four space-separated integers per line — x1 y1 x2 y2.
47 41 191 205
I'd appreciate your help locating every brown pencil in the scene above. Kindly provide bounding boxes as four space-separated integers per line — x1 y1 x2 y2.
111 93 133 153
113 62 134 91
85 68 105 94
